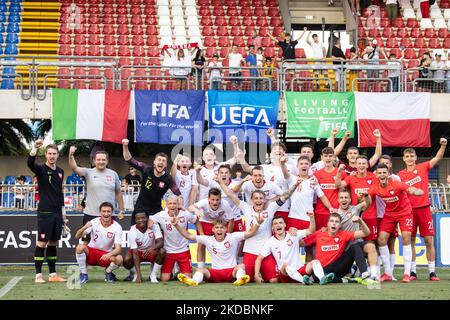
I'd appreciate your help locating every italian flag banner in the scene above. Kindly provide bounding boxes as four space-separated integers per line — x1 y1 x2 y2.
52 89 131 143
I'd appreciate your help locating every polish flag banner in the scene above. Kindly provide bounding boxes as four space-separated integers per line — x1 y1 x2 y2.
355 92 431 147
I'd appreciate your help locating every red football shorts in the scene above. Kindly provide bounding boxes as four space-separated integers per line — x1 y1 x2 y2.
287 217 310 231
362 217 378 241
161 250 192 275
197 221 214 236
206 268 235 283
412 206 435 237
279 265 307 283
243 252 278 282
379 213 413 235
377 218 398 238
233 218 246 232
86 246 111 268
314 212 330 230
128 249 157 263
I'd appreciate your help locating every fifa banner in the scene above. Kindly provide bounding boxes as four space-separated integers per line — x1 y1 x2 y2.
208 91 279 144
134 90 205 146
0 213 443 266
285 92 355 139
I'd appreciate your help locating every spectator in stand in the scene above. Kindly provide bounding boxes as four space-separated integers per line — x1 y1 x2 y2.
347 47 360 91
208 53 223 90
387 48 404 92
13 176 32 209
263 56 275 90
331 38 346 90
420 0 430 19
446 51 450 93
249 29 262 50
228 45 245 90
430 51 446 93
125 166 141 206
361 39 388 90
385 0 399 25
256 47 264 70
192 48 206 90
306 27 327 89
32 175 39 207
267 30 307 72
233 169 244 183
246 45 259 91
350 0 362 16
164 48 191 90
417 52 432 91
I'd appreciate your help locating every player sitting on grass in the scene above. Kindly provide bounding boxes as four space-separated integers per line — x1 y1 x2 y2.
123 212 165 283
75 202 123 284
174 217 262 286
255 213 334 285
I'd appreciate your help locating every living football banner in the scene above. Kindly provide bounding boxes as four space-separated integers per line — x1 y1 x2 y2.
208 91 279 144
285 92 355 139
134 90 205 146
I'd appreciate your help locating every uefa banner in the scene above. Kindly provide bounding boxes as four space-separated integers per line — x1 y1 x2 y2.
134 90 205 146
285 92 355 139
207 91 279 144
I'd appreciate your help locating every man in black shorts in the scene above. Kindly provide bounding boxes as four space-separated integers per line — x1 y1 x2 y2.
27 139 67 284
122 139 181 224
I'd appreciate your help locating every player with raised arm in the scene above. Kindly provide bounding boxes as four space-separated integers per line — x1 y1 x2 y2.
369 164 425 283
175 217 262 286
122 139 181 224
255 212 334 285
123 212 165 283
397 138 447 281
218 176 302 282
170 153 197 210
188 188 234 269
75 202 123 284
148 195 197 281
343 129 382 174
27 139 67 284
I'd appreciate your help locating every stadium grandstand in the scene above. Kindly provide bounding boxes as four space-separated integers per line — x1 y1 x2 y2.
0 0 449 301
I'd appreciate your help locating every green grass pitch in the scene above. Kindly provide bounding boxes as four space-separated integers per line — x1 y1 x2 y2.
0 266 448 300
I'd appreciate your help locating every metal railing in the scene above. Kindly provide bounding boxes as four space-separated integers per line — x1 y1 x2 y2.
1 183 449 212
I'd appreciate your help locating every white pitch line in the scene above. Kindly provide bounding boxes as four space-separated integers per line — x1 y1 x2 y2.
0 276 22 299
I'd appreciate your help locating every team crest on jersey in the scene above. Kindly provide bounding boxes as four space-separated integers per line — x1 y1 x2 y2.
367 180 372 185
148 232 154 238
413 170 418 174
40 233 46 239
58 173 63 179
262 211 268 219
224 241 231 248
107 232 113 238
159 182 165 188
178 217 186 224
390 190 395 195
286 239 293 246
334 237 339 243
106 176 112 182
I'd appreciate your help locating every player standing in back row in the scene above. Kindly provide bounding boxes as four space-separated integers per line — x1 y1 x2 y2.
397 138 447 281
27 139 67 284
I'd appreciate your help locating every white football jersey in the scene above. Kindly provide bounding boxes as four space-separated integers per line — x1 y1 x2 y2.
241 180 283 205
288 176 324 221
175 169 197 209
289 159 324 177
128 223 162 251
261 163 295 212
207 180 241 220
196 232 245 269
194 198 234 223
86 218 123 252
260 230 307 270
193 165 219 200
239 201 281 255
150 210 197 254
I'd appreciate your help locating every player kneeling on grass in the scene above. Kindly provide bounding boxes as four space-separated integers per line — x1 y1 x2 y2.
255 212 334 285
123 212 166 283
174 217 262 286
75 202 123 284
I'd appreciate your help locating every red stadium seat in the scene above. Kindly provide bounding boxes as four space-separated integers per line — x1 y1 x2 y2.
146 25 158 35
132 35 144 46
215 16 227 27
261 37 272 47
407 59 420 68
130 6 142 15
410 28 422 39
385 37 398 48
240 7 252 16
117 25 130 36
73 45 87 56
242 16 254 27
444 38 450 49
258 26 270 37
220 47 228 58
117 15 128 25
58 44 71 55
295 48 306 58
147 47 160 57
89 5 100 15
73 34 86 45
265 47 275 57
202 26 215 36
389 48 402 58
165 81 177 90
133 57 146 65
216 26 229 37
146 35 159 46
102 24 115 35
150 82 163 90
233 36 245 47
438 28 449 39
102 5 114 15
204 36 217 47
198 6 211 16
392 17 405 28
380 18 390 28
145 16 157 25
368 28 381 38
272 26 284 37
406 18 419 28
143 0 156 4
144 5 156 15
231 26 243 36
131 15 143 25
381 27 395 38
213 6 225 16
244 25 255 36
404 48 417 59
413 38 426 48
133 46 146 58
418 48 429 57
428 38 441 48
229 16 241 27
205 47 216 58
118 35 130 46
118 45 131 56
256 16 268 27
270 17 283 27
219 36 231 47
227 6 238 16
88 14 100 25
268 6 279 17
116 5 128 15
119 57 131 66
424 28 436 38
103 45 116 57
201 16 213 26
254 7 265 17
102 14 115 25
102 35 116 45
131 0 142 4
396 28 409 38
211 0 223 5
58 34 72 45
87 45 101 56
73 24 86 35
131 25 144 35
400 38 413 48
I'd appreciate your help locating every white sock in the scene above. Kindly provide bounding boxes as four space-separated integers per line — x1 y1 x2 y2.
428 261 435 273
192 271 204 284
151 263 162 276
286 266 305 283
76 253 87 274
389 254 396 275
236 268 246 280
370 266 378 278
403 245 412 275
379 246 392 276
197 262 205 268
312 260 325 280
377 256 381 277
411 261 417 273
130 266 136 274
106 262 119 273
